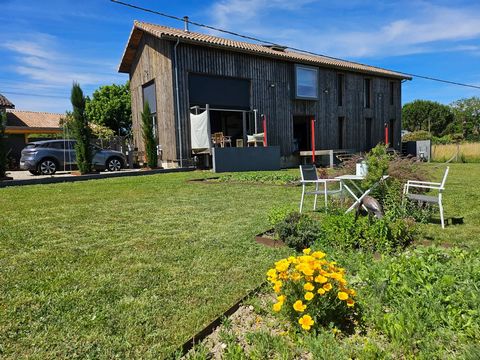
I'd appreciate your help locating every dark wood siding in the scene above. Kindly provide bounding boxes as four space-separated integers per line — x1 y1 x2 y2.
129 36 403 166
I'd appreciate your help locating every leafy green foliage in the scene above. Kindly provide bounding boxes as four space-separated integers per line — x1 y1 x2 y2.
141 101 157 168
363 143 389 189
70 83 92 174
217 171 299 185
267 205 295 228
274 212 322 251
0 111 7 178
402 100 454 136
85 82 131 136
450 96 480 141
401 130 432 142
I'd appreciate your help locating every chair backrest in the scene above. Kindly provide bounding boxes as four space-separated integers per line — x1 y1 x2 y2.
440 166 449 189
300 165 318 182
213 132 223 143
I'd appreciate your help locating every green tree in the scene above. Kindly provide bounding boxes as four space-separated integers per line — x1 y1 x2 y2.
71 83 92 174
450 97 480 140
402 100 454 136
0 111 7 178
141 102 157 168
85 82 131 136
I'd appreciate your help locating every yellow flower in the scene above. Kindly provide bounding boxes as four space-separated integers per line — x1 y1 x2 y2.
273 280 282 293
346 299 355 307
349 289 356 297
290 272 302 281
293 300 306 312
303 248 311 255
275 259 290 272
277 295 286 303
273 302 283 312
303 282 315 291
338 291 349 300
323 283 332 291
317 288 326 295
312 251 326 259
298 314 314 330
304 291 314 301
266 268 277 278
314 275 328 284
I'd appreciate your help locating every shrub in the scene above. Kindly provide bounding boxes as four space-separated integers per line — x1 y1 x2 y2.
267 249 357 332
363 144 389 190
316 212 416 253
0 111 7 178
141 101 158 168
274 212 322 251
267 206 295 229
402 130 432 142
70 83 93 174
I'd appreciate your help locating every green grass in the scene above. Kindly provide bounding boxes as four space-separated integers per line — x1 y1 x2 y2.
0 172 298 359
1 164 479 359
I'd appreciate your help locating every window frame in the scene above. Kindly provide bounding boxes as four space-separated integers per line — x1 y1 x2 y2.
142 80 158 140
389 81 395 106
294 64 319 100
337 73 345 107
364 78 372 108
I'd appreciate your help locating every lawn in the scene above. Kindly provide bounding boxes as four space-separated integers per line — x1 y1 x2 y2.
1 164 478 359
0 172 298 359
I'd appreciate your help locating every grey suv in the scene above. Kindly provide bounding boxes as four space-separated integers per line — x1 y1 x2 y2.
20 140 127 175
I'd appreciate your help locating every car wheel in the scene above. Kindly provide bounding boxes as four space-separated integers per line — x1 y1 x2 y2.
106 157 122 171
29 170 40 175
38 159 57 175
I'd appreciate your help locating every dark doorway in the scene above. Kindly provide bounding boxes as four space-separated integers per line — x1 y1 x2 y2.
338 117 345 149
365 117 372 150
209 110 244 147
389 119 395 148
293 116 312 152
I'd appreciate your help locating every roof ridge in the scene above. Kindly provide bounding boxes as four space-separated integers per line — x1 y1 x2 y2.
7 109 65 116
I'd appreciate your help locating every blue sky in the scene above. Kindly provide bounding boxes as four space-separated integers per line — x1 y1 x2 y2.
0 0 479 113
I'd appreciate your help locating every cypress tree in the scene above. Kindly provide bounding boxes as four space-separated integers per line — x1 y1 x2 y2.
71 83 92 174
141 101 157 168
0 111 7 178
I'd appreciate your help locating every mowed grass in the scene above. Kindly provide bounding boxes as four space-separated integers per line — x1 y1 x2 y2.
416 163 480 248
0 172 298 359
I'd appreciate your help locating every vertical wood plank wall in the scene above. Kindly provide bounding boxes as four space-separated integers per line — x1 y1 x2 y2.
130 36 403 166
129 34 177 163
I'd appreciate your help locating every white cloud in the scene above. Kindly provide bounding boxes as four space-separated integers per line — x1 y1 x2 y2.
1 32 126 112
208 1 480 58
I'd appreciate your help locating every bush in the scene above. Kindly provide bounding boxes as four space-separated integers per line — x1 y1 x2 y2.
402 130 432 142
70 83 92 174
267 206 295 229
363 144 389 190
267 249 357 332
217 171 299 185
0 111 7 178
274 212 322 251
316 212 416 253
141 101 158 168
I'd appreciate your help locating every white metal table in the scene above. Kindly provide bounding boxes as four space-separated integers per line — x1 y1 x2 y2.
335 174 389 213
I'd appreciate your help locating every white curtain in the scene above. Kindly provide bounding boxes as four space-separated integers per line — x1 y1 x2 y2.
190 110 211 150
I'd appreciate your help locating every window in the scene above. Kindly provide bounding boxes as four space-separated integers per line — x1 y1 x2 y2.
143 81 158 139
47 141 65 149
365 118 373 150
337 73 344 107
338 117 345 149
295 65 318 99
389 81 395 105
364 78 371 108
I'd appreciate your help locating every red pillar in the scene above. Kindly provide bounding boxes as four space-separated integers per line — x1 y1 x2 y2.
262 115 268 146
311 117 316 164
384 122 389 147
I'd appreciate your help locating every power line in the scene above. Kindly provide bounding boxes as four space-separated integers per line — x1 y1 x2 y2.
110 0 480 91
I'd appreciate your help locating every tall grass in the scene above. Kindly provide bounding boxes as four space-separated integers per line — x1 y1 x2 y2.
432 142 480 162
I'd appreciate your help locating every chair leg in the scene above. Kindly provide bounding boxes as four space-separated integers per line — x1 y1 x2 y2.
300 186 305 213
439 200 445 229
313 183 318 211
324 183 328 210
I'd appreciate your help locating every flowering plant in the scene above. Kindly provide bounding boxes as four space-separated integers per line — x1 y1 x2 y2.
267 249 357 331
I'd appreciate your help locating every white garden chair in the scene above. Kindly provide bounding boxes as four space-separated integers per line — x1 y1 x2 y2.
299 165 342 212
403 166 449 229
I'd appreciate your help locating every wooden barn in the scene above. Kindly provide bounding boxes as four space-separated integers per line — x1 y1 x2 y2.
119 21 411 169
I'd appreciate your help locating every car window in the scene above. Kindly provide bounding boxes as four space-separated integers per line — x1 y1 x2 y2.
48 142 65 150
67 141 76 150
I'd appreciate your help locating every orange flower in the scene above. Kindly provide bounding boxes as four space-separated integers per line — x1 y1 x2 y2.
323 283 332 291
314 275 328 284
304 282 315 291
346 299 355 307
273 302 283 312
317 288 326 295
337 291 349 300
